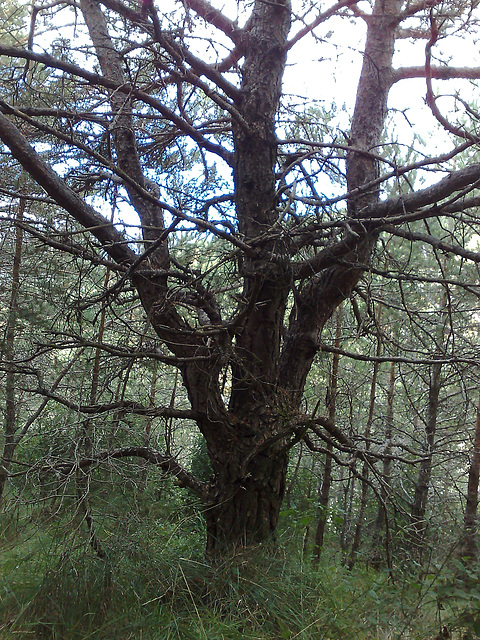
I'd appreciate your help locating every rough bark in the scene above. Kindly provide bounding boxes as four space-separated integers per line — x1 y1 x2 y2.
105 0 292 553
229 0 292 419
204 438 289 556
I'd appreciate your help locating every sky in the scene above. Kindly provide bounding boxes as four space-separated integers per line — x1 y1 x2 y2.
16 0 480 233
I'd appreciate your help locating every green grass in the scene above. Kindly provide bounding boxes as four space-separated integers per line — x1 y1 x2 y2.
0 505 477 640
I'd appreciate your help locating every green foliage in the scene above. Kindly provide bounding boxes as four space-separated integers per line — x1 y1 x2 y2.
432 560 480 639
1 500 474 640
0 0 28 45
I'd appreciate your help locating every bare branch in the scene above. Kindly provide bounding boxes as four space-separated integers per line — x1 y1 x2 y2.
50 447 210 500
320 343 480 366
287 0 360 49
380 224 480 264
424 12 478 142
0 45 233 163
32 386 200 420
182 0 239 42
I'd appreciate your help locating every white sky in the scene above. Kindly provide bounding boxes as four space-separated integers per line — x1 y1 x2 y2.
20 0 480 227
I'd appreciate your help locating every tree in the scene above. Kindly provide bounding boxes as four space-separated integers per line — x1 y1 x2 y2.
1 0 480 559
347 301 384 570
407 290 448 555
461 393 480 561
313 306 342 564
0 179 25 503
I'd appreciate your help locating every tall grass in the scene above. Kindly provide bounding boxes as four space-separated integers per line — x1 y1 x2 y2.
1 494 477 640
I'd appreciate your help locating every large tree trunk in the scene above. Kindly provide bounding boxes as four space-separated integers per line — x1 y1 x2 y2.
202 0 292 556
205 439 289 556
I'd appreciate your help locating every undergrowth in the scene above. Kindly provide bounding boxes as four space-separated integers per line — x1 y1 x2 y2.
1 502 478 640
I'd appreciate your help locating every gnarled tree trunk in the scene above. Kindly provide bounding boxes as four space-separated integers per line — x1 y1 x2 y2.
0 0 430 560
205 437 289 555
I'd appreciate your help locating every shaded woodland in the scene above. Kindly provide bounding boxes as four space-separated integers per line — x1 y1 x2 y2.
1 0 480 636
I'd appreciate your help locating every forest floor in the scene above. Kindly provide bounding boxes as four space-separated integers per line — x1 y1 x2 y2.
1 504 479 640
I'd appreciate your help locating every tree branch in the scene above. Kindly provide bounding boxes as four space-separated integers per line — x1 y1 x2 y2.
50 447 210 500
32 387 200 420
320 343 480 366
182 0 239 42
0 45 233 164
287 0 360 49
362 162 480 221
391 65 480 84
0 110 135 266
380 224 480 264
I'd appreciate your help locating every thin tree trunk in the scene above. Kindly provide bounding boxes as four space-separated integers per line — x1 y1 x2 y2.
285 441 304 509
405 289 447 561
408 359 442 554
0 192 25 504
76 267 111 559
302 452 317 558
312 307 342 564
369 359 395 569
347 320 383 569
460 393 480 561
138 359 159 492
313 442 333 560
340 470 355 554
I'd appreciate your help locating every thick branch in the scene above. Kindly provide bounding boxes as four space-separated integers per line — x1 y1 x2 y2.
0 111 135 266
182 0 239 42
280 0 402 402
294 163 480 276
51 447 209 500
391 65 480 84
362 162 480 220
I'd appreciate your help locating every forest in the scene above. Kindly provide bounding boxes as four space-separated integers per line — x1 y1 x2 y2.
1 0 480 636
